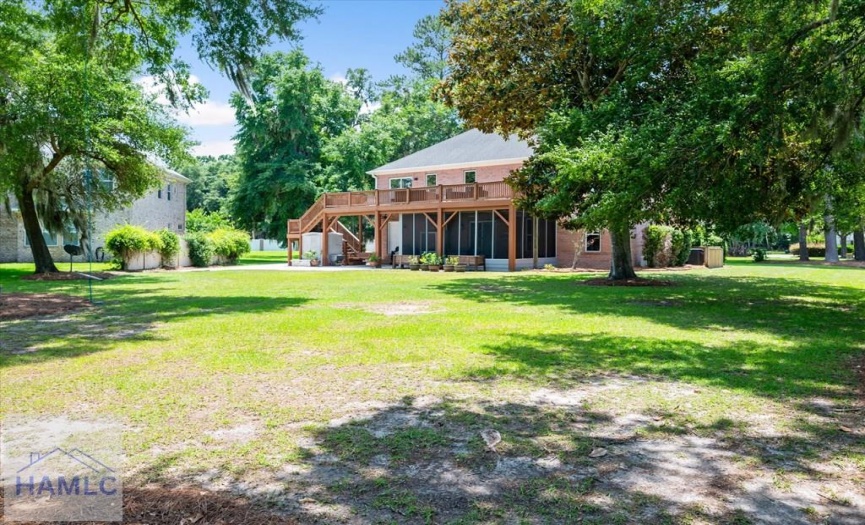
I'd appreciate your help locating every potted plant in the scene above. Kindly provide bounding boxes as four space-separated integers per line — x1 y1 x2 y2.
443 255 458 272
304 250 320 267
408 255 420 271
367 253 381 268
419 251 431 271
427 253 442 272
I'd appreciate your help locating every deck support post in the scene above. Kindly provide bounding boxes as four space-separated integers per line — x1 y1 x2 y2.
321 213 328 266
508 204 517 272
374 212 382 259
436 208 443 256
287 231 292 266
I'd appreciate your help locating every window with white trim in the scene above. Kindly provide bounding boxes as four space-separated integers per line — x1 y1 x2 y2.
25 227 58 247
585 232 601 252
167 183 174 201
425 173 437 186
464 170 476 183
389 177 412 189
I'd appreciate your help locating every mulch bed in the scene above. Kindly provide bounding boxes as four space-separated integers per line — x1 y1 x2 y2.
20 271 115 281
0 487 299 525
0 293 93 320
583 277 674 287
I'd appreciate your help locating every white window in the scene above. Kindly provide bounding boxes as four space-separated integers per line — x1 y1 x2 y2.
586 232 601 252
167 183 173 201
464 170 476 183
25 228 58 247
425 173 437 186
389 177 412 189
99 173 115 191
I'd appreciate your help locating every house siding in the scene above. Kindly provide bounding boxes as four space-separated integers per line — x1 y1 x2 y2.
374 163 524 190
3 177 187 263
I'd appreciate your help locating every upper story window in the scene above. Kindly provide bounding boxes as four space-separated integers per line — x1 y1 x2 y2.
389 177 412 189
464 171 476 184
167 183 174 201
586 232 601 252
99 173 115 191
157 187 162 199
25 227 58 247
425 173 437 186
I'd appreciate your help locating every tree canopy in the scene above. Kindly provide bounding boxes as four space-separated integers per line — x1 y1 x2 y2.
441 0 865 278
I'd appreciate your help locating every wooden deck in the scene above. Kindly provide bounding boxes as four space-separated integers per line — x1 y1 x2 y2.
287 181 513 237
286 181 517 270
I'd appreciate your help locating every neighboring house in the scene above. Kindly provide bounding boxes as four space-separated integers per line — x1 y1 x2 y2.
288 129 647 270
0 169 189 263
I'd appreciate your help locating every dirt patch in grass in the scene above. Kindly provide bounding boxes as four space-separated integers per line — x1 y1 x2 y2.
363 301 442 316
19 271 115 281
0 293 92 320
0 487 299 525
583 277 674 287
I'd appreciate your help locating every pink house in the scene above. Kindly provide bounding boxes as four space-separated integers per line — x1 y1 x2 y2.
288 129 645 270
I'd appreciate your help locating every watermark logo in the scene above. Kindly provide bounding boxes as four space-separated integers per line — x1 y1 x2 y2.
2 416 123 522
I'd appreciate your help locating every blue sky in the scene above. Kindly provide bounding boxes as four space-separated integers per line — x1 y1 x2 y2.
180 0 444 156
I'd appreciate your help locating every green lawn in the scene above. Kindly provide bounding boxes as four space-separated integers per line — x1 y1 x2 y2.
1 261 862 524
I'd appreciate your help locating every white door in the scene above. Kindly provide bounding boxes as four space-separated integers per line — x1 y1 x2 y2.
388 217 402 255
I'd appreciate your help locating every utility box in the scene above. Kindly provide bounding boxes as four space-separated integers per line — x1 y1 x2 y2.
687 248 705 266
301 232 343 263
705 246 724 268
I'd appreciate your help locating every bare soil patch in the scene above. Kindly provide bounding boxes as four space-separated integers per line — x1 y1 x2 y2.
583 277 674 287
363 301 441 316
20 271 115 281
0 293 92 320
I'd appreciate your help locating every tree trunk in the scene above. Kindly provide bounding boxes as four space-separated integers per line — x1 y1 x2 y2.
854 229 865 261
798 223 809 261
839 233 848 259
824 198 839 262
19 187 59 273
608 226 637 280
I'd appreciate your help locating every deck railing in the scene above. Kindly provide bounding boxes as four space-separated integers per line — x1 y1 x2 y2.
288 181 514 236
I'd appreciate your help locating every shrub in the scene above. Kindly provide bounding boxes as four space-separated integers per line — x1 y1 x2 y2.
206 228 250 264
789 243 853 258
186 209 232 233
156 228 180 267
752 247 767 262
186 232 214 267
105 225 162 270
643 225 670 268
670 229 693 267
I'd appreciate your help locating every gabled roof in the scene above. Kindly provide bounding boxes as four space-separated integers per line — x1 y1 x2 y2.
368 129 534 175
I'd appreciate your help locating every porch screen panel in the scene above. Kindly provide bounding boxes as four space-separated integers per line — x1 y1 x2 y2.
493 211 508 259
401 214 416 255
444 213 459 256
425 214 437 253
476 211 493 258
545 218 557 257
458 211 474 255
516 211 525 259
537 216 547 258
413 213 427 254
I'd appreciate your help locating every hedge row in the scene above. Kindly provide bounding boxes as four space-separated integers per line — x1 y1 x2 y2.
105 225 180 270
187 228 250 267
789 243 855 258
105 225 248 269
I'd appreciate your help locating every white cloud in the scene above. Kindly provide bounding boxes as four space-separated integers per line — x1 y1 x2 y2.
329 73 348 86
176 100 236 127
136 75 236 127
360 101 382 115
191 140 236 157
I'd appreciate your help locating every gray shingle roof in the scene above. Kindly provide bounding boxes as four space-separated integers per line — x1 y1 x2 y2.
369 129 533 174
